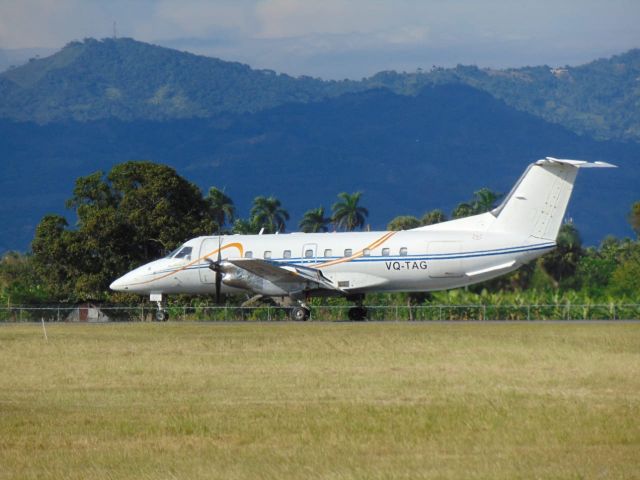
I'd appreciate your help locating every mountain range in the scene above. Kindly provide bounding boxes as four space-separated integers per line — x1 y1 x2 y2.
0 38 638 253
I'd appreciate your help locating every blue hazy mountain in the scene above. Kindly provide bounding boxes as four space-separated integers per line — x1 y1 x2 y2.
2 38 640 142
1 84 637 253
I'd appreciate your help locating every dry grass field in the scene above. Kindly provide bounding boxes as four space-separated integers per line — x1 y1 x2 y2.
1 321 639 479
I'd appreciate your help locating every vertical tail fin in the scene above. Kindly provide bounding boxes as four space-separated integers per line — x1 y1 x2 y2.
490 157 616 241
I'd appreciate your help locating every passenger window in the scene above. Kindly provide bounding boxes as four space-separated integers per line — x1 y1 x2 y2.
174 246 192 260
305 249 314 258
283 250 291 259
381 248 390 256
245 251 253 258
324 249 332 257
399 247 408 256
363 248 371 256
263 251 272 259
344 248 352 257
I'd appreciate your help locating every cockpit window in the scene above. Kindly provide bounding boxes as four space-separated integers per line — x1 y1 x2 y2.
174 246 192 260
164 247 180 259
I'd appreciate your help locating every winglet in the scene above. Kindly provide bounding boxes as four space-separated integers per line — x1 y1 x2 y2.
540 157 617 168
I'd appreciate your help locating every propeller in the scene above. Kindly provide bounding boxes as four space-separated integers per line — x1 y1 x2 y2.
206 235 224 304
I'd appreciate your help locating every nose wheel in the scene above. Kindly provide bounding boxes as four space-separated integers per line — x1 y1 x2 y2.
152 295 169 321
155 309 169 321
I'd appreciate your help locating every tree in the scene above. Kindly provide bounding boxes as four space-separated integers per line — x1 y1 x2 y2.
541 223 583 287
451 189 502 219
332 192 368 231
472 188 502 213
421 209 446 225
207 187 235 233
31 161 214 300
629 201 640 238
0 252 49 305
609 243 640 297
387 215 420 231
299 207 331 233
250 196 289 233
451 202 474 219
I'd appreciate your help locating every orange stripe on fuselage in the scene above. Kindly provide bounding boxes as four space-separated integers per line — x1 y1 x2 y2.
311 231 397 269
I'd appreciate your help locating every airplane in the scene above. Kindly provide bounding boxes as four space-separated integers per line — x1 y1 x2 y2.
110 157 615 321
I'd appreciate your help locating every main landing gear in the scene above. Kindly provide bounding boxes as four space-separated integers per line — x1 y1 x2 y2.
348 306 367 321
289 306 311 321
347 294 368 321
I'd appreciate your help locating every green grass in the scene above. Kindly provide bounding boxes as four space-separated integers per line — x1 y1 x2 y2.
1 322 639 479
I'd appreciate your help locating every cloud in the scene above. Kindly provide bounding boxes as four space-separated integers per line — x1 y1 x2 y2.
0 0 639 79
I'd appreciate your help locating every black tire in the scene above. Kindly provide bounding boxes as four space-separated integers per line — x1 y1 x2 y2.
348 307 367 321
155 310 169 322
290 307 310 321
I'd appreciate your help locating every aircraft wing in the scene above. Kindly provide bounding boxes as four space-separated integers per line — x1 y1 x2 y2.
226 258 343 293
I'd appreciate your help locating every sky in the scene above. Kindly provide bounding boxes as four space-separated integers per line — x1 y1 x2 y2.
0 0 639 79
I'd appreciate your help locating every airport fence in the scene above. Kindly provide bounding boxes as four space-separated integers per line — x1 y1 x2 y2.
0 303 639 322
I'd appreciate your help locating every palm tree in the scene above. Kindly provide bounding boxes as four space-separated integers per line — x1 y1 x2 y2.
250 196 290 233
451 202 474 219
332 192 369 231
299 207 331 233
421 209 446 226
387 215 420 231
472 188 502 214
542 223 583 285
207 187 235 233
630 201 640 238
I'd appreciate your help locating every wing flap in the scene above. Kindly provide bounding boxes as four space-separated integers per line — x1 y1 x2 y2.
227 259 342 292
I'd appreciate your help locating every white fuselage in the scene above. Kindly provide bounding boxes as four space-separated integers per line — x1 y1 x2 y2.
110 229 555 297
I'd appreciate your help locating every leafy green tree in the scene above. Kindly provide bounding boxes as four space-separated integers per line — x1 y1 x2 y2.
451 202 474 219
207 187 235 233
629 201 640 238
299 207 331 233
250 196 289 233
31 161 214 300
387 216 420 231
232 218 261 234
472 188 502 213
608 243 640 298
421 209 446 225
451 189 502 219
541 223 583 287
332 192 368 231
0 252 50 306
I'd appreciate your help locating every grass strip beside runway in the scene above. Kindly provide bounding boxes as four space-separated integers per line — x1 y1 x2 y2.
1 322 639 479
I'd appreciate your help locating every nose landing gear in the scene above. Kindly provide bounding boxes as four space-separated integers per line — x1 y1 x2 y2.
151 293 169 321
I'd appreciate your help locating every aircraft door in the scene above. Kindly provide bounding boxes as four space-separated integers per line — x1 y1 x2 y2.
199 238 218 283
427 242 463 278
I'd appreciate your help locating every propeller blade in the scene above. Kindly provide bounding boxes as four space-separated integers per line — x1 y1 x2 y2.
215 235 223 304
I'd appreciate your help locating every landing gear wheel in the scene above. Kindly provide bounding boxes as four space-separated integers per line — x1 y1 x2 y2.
348 306 367 321
155 310 169 322
290 306 310 321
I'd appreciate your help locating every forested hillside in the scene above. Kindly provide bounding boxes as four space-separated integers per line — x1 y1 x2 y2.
0 38 360 122
1 84 637 253
1 38 640 141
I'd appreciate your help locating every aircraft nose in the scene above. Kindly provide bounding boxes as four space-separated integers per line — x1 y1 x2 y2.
110 276 129 292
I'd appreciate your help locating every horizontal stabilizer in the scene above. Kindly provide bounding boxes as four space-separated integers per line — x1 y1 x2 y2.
540 157 617 168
